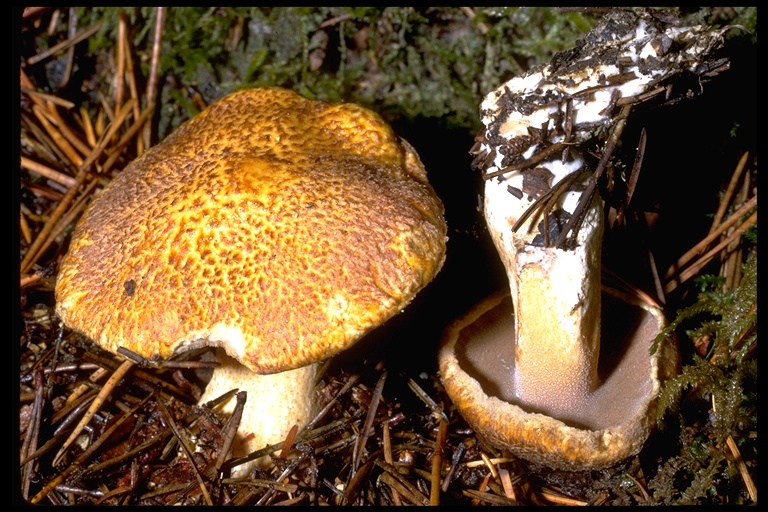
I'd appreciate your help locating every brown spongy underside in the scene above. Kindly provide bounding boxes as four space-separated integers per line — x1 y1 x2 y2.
438 291 679 470
55 87 447 373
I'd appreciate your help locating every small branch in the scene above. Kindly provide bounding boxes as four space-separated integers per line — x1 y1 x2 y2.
31 104 84 167
52 359 134 467
482 142 570 181
26 21 102 65
407 377 448 422
726 435 757 503
381 421 402 505
709 151 750 235
143 7 166 148
20 167 88 275
156 397 213 505
664 211 756 295
664 194 756 281
352 370 386 474
30 389 150 504
430 419 449 505
20 156 77 188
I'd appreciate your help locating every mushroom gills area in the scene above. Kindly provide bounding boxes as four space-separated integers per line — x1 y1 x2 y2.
455 292 659 430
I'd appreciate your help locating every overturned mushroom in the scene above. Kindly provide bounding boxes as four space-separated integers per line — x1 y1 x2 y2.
56 87 447 476
439 10 731 470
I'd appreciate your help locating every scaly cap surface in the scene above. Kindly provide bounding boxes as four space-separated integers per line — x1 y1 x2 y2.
56 87 447 373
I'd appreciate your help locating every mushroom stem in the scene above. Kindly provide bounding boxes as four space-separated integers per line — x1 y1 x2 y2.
198 349 319 478
485 163 603 417
513 210 602 413
436 9 731 469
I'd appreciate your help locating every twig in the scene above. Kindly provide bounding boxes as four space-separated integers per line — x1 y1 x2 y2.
118 11 143 155
472 472 492 505
511 167 585 235
52 359 134 467
279 423 299 460
430 418 449 505
602 267 662 310
352 370 386 473
97 90 116 125
42 177 99 267
616 127 646 225
65 365 108 407
20 370 45 501
726 435 757 503
318 13 352 29
30 391 151 504
722 174 751 292
20 69 48 109
94 485 133 505
460 6 489 34
555 104 633 248
51 391 98 435
101 102 155 173
664 211 756 295
254 448 312 506
22 6 51 20
84 436 166 475
305 373 359 431
20 167 88 275
156 397 213 505
20 156 77 188
143 7 166 148
381 421 402 505
45 94 93 158
464 456 517 468
709 151 750 236
540 487 588 505
115 13 126 118
31 104 84 166
463 488 519 506
215 391 246 473
407 377 448 422
21 97 136 274
79 106 97 147
375 459 429 506
480 452 499 481
26 21 102 65
80 95 136 162
664 195 756 281
20 86 76 109
441 442 466 492
498 468 517 502
482 142 571 180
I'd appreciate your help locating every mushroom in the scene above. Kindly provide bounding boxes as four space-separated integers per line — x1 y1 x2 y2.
439 10 730 470
55 87 447 476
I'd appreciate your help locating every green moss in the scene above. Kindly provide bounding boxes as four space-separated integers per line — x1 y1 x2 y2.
62 7 600 136
651 250 757 504
649 451 727 505
654 252 756 363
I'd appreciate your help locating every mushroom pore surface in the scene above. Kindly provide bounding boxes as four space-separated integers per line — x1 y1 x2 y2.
452 291 664 429
55 87 447 374
439 290 678 470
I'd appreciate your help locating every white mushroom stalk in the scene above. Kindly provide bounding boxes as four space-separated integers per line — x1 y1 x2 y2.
437 10 733 470
198 351 318 474
475 9 732 421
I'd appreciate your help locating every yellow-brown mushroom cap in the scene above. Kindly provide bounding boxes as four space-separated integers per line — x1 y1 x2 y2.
55 87 447 374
